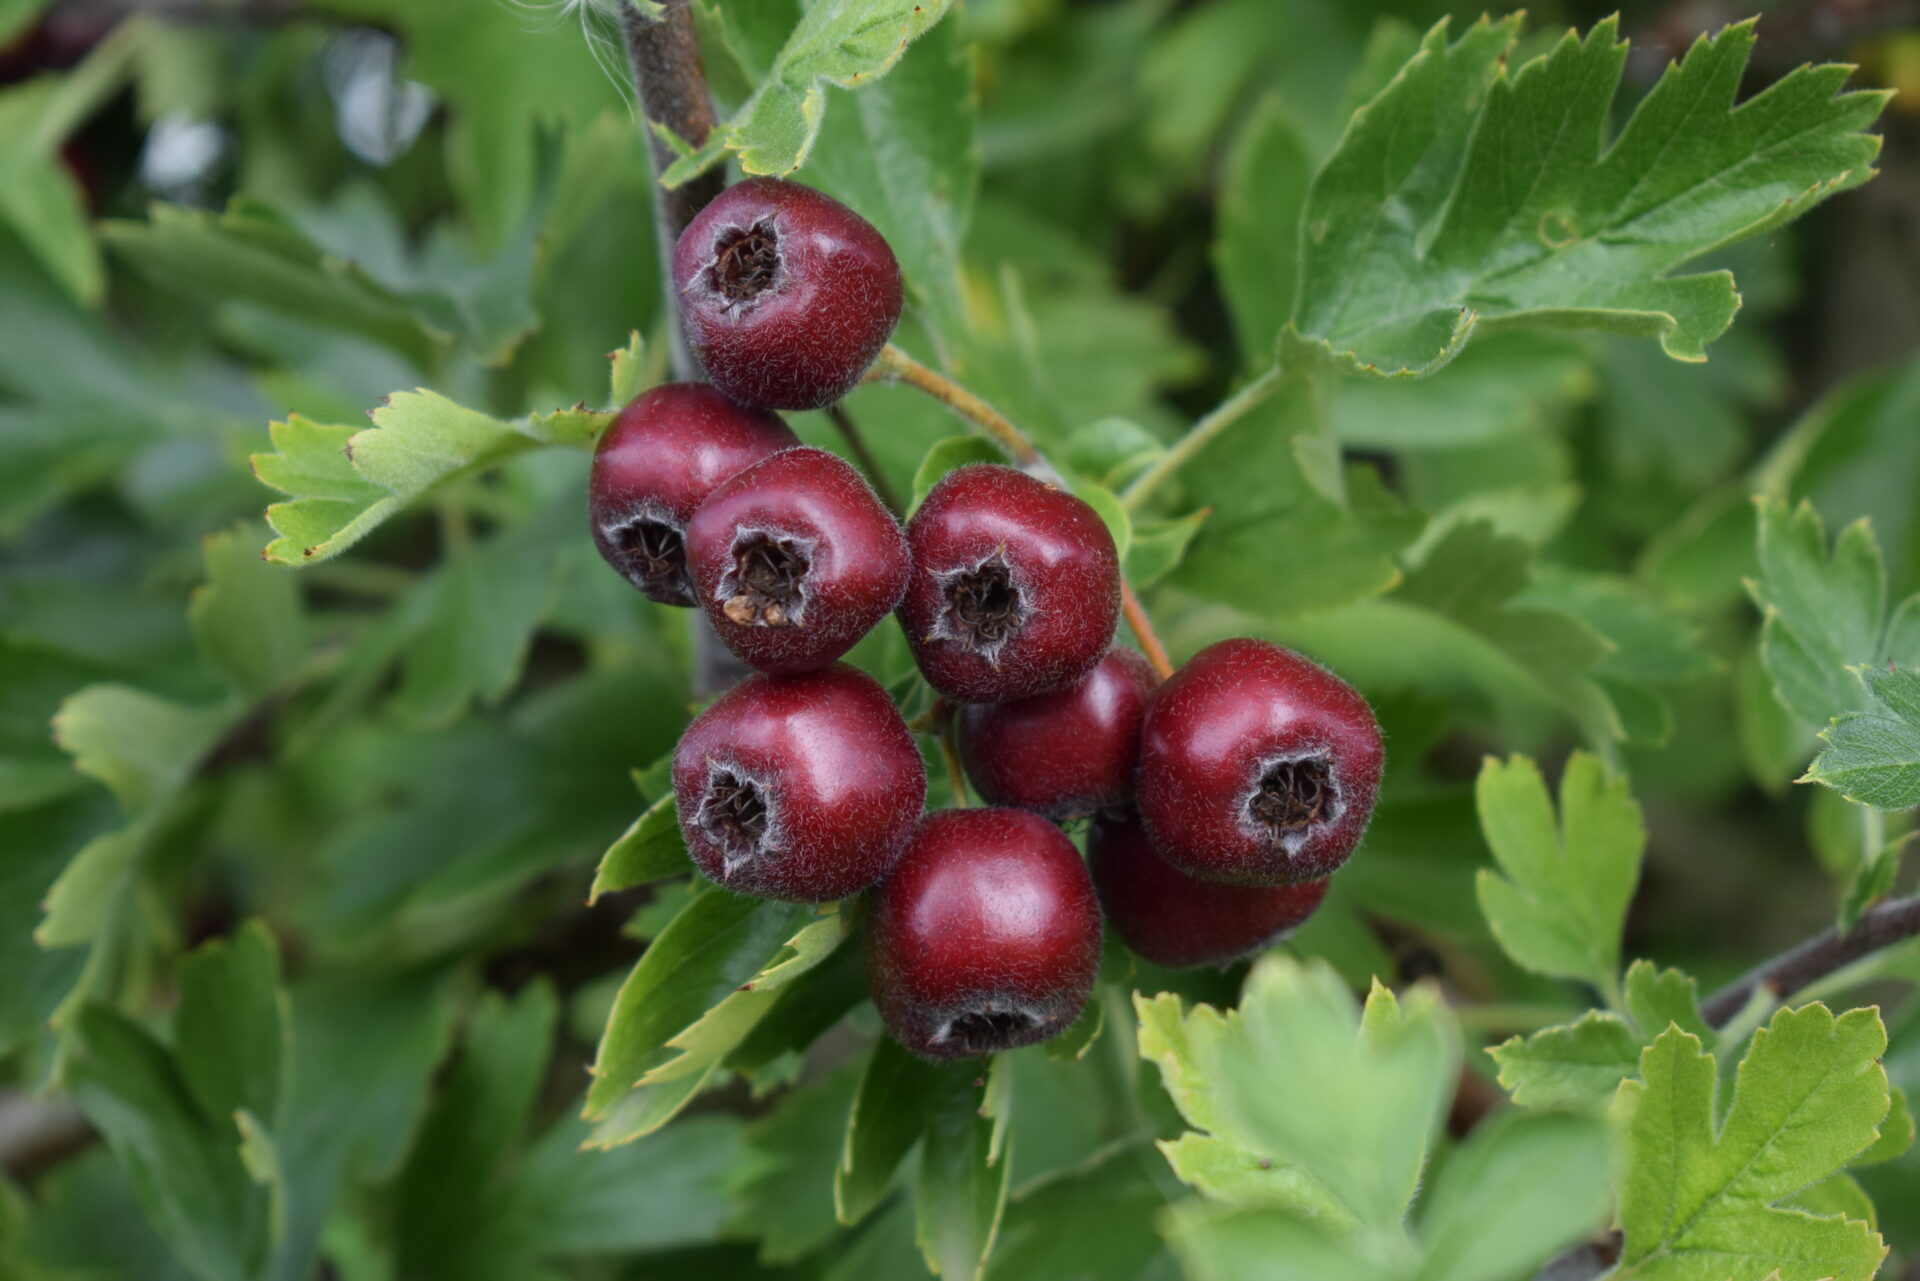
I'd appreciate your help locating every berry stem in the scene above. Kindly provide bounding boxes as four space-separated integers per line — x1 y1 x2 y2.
868 344 1051 474
1120 580 1175 679
1119 364 1285 513
1697 889 1920 1029
824 402 903 514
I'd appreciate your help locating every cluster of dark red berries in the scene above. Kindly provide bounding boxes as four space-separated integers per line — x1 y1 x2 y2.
588 178 1384 1061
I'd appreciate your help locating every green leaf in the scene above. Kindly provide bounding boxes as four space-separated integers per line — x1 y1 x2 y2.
910 437 1008 515
1490 1012 1643 1113
988 1141 1177 1281
102 202 444 368
1214 94 1312 370
802 15 976 344
394 982 558 1281
252 394 610 567
1750 497 1906 728
0 78 106 305
1415 1111 1611 1281
589 793 689 903
1125 508 1210 590
1169 384 1422 617
915 1059 1012 1280
1474 752 1645 995
728 1065 861 1263
188 524 306 700
662 0 958 185
390 530 565 728
67 1005 266 1281
1805 665 1920 809
1138 957 1458 1232
39 686 226 947
1161 1200 1411 1281
1614 1006 1891 1280
1290 17 1886 375
608 331 649 407
0 802 90 1053
1853 1086 1915 1168
1623 960 1711 1042
174 923 286 1134
583 889 814 1135
837 1035 945 1226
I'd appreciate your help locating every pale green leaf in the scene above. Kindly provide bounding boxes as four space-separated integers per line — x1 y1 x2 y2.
1475 752 1645 992
663 0 957 185
1415 1111 1611 1281
1614 1006 1891 1280
1138 959 1458 1232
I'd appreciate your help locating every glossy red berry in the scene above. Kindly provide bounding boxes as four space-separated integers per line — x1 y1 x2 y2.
1089 814 1328 969
672 178 903 411
672 664 925 901
867 808 1101 1061
900 465 1121 703
1137 638 1382 886
588 383 798 605
957 647 1158 819
685 447 910 674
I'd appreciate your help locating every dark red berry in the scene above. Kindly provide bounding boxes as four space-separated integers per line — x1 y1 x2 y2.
900 465 1121 703
867 808 1101 1061
672 178 903 411
957 647 1158 819
1137 638 1382 885
588 383 798 605
685 447 910 674
1089 814 1328 969
672 664 925 901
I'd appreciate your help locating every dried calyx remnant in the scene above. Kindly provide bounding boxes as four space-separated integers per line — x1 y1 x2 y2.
700 768 769 873
938 1004 1040 1056
611 516 688 600
941 554 1025 656
711 221 780 304
1248 757 1334 837
723 532 810 627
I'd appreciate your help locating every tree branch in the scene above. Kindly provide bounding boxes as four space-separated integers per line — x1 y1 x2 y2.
617 0 745 696
1699 891 1920 1028
618 0 724 382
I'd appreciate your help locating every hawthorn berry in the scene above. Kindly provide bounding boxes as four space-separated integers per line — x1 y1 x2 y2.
672 178 903 411
900 465 1121 703
685 446 910 674
957 646 1158 819
1136 638 1382 886
588 383 798 605
1089 814 1328 969
671 664 925 902
867 807 1101 1061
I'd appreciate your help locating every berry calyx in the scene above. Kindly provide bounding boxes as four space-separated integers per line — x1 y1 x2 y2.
671 664 925 901
686 447 910 674
587 383 798 605
901 465 1121 703
958 647 1159 819
866 808 1101 1061
1136 638 1382 885
672 178 903 411
1089 814 1328 969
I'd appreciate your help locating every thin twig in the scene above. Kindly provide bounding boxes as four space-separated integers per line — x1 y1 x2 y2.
867 344 1049 473
1699 891 1920 1028
1119 365 1284 513
1120 580 1174 679
824 403 903 515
